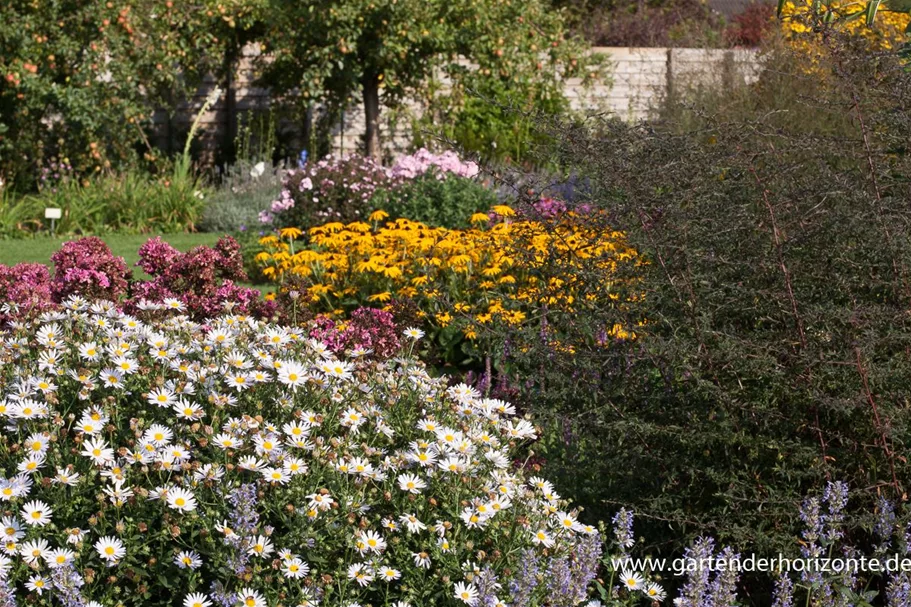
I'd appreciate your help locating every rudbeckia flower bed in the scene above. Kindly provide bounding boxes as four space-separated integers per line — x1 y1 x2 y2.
0 299 601 607
255 206 641 348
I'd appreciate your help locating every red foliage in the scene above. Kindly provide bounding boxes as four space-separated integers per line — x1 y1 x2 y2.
724 2 775 48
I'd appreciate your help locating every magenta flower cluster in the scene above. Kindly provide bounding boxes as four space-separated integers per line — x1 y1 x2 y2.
0 237 408 332
309 308 402 358
0 236 274 325
522 197 594 220
50 236 132 303
129 236 261 320
0 263 53 324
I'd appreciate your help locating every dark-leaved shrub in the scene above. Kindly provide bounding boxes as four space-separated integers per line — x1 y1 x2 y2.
478 27 911 571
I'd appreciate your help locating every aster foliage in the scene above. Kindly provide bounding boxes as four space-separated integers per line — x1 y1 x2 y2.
0 301 599 606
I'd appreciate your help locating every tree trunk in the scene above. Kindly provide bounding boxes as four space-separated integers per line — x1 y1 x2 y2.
362 73 381 160
222 41 238 166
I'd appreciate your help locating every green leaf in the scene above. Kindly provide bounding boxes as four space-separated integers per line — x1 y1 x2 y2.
865 0 883 25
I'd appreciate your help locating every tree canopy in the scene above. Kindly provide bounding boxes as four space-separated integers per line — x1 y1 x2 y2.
263 0 600 158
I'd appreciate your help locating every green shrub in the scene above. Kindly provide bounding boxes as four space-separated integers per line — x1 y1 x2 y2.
368 174 498 229
475 29 911 562
199 161 284 233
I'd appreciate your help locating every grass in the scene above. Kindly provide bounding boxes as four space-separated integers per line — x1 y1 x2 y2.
0 232 228 280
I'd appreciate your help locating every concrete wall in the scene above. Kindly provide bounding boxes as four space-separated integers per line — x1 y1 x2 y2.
152 45 762 161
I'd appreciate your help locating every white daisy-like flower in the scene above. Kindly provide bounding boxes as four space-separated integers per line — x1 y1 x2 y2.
261 467 290 485
95 536 126 564
555 511 583 533
399 513 427 534
357 530 387 555
18 454 46 475
26 574 48 595
621 570 645 591
643 583 666 601
166 487 197 512
213 433 242 450
453 581 479 606
21 500 52 527
19 538 50 564
23 432 49 455
397 472 427 494
53 467 81 487
318 359 354 380
75 415 103 435
237 587 266 607
277 361 307 389
347 563 374 587
163 298 187 312
47 547 76 568
147 388 176 408
175 550 203 569
532 529 555 548
65 528 88 545
81 437 115 465
412 551 431 569
144 424 173 446
307 492 335 511
78 342 101 361
247 535 274 558
403 327 425 340
281 557 310 579
184 593 213 607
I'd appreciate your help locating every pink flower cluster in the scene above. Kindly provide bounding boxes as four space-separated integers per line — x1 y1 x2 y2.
0 263 54 325
130 236 261 320
388 148 480 180
0 237 277 325
50 236 132 302
262 154 393 226
262 149 480 226
490 198 595 223
309 308 402 358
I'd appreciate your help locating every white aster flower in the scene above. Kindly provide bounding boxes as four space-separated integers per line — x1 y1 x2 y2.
166 488 198 512
454 582 479 605
21 500 52 527
95 536 126 564
184 593 212 607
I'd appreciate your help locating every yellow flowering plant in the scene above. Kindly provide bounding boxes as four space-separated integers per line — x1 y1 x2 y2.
780 0 910 51
257 206 641 364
